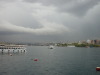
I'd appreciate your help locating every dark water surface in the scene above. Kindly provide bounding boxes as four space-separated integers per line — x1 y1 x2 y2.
0 46 100 75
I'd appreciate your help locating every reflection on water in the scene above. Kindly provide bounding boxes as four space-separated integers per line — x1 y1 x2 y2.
0 52 26 54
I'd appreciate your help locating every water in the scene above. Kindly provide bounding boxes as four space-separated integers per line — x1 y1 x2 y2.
0 46 100 75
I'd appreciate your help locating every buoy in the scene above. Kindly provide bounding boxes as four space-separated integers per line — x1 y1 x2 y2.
96 67 100 71
10 54 12 56
34 59 38 61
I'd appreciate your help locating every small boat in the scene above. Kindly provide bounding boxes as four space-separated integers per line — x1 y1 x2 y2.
67 45 75 47
48 45 54 49
10 54 12 56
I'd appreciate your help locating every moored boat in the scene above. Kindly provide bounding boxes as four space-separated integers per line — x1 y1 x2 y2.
67 45 75 47
48 45 54 49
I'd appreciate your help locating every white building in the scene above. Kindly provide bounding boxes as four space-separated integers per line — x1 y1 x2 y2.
87 39 91 44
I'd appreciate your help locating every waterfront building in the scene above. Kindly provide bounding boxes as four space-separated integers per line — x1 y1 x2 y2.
91 40 94 44
87 39 91 44
78 41 82 44
0 44 26 53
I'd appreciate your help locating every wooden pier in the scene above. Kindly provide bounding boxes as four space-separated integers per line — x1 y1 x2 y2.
0 49 26 53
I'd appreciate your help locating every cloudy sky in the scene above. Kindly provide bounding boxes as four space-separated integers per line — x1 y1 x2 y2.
0 0 100 43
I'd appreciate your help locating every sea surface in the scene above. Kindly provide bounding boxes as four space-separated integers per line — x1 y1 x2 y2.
0 46 100 75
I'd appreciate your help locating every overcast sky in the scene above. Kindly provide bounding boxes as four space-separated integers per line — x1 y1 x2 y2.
0 0 100 43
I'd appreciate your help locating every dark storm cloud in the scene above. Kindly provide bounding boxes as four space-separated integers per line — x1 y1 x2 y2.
23 0 100 16
23 0 72 6
0 0 18 2
3 9 42 29
0 0 13 2
0 0 100 42
59 0 100 16
0 2 42 29
81 7 100 39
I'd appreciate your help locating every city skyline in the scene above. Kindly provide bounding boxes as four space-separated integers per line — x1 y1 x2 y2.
0 0 100 43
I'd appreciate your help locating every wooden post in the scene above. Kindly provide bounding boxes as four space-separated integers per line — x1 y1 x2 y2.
21 50 22 53
8 50 10 53
13 50 14 53
18 50 19 52
24 50 25 52
2 49 3 53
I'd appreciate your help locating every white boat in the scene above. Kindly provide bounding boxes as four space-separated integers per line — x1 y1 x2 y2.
48 45 54 49
0 44 26 53
67 45 75 47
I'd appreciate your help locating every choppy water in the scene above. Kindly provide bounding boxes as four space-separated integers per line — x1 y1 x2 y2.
0 46 100 75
